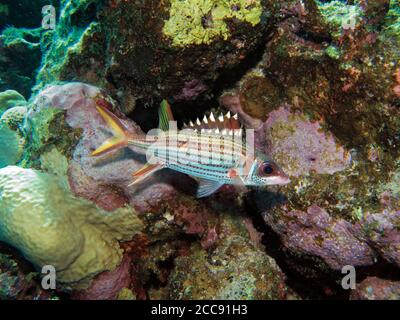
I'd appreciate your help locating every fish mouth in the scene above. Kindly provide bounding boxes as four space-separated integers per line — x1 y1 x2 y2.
276 174 291 185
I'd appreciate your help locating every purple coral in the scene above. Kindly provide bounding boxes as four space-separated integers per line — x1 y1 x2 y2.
264 106 351 177
173 79 207 102
263 205 375 270
221 96 351 177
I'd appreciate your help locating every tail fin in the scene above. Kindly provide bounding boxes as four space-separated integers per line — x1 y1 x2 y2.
91 104 130 157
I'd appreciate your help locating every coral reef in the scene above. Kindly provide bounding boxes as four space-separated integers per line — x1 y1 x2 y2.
166 214 298 300
0 0 399 301
220 0 400 293
35 0 275 110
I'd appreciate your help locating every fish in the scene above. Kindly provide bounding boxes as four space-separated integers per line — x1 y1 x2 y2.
91 100 290 198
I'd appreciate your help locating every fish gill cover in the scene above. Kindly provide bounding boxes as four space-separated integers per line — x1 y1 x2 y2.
0 0 399 301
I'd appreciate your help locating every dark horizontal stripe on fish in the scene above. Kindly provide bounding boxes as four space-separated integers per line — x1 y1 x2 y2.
152 148 238 173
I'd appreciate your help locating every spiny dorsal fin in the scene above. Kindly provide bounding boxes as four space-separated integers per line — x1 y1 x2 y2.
182 111 241 135
158 100 174 131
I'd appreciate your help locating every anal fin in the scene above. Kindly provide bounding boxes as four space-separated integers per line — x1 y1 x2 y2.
128 163 164 187
196 178 224 198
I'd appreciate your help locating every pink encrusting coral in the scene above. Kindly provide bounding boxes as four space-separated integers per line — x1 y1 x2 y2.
173 79 208 101
264 106 351 177
71 254 132 300
31 83 184 213
221 95 351 177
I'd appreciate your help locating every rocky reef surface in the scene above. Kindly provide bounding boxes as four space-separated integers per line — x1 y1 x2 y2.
0 0 399 300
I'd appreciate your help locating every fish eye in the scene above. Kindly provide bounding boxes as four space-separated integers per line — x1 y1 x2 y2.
259 162 274 176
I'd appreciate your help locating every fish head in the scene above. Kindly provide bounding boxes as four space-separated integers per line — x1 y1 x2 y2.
246 154 290 186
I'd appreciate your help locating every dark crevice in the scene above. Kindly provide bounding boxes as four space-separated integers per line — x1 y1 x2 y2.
128 25 277 130
243 191 350 300
294 28 332 45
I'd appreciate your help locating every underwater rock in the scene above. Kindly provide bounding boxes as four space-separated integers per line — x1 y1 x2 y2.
350 277 400 300
36 0 274 109
71 255 133 300
262 205 375 270
0 28 42 97
362 210 400 268
167 214 298 300
0 249 56 300
0 166 142 289
0 90 27 115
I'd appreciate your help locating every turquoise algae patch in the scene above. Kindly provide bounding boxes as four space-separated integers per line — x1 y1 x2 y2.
163 0 262 46
383 0 400 39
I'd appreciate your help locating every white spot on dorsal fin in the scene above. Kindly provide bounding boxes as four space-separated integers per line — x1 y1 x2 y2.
235 129 242 136
183 122 187 128
218 114 224 122
201 128 205 133
189 121 194 127
229 130 234 136
215 128 220 134
209 112 216 122
207 129 213 134
196 118 201 125
222 129 228 135
226 111 231 119
233 113 238 120
203 115 208 124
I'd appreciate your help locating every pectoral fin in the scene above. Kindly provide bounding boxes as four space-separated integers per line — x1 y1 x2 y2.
128 163 164 187
196 179 224 198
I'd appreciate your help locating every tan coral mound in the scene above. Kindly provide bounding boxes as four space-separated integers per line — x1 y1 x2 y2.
0 166 142 289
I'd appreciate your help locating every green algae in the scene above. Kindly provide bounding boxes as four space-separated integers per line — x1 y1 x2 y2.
163 0 263 46
0 4 8 16
383 0 400 40
325 45 341 60
0 90 27 115
23 107 81 169
1 27 41 47
317 0 364 38
36 0 106 90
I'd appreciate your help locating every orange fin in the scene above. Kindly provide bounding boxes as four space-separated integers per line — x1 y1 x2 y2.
128 163 164 187
92 104 130 156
